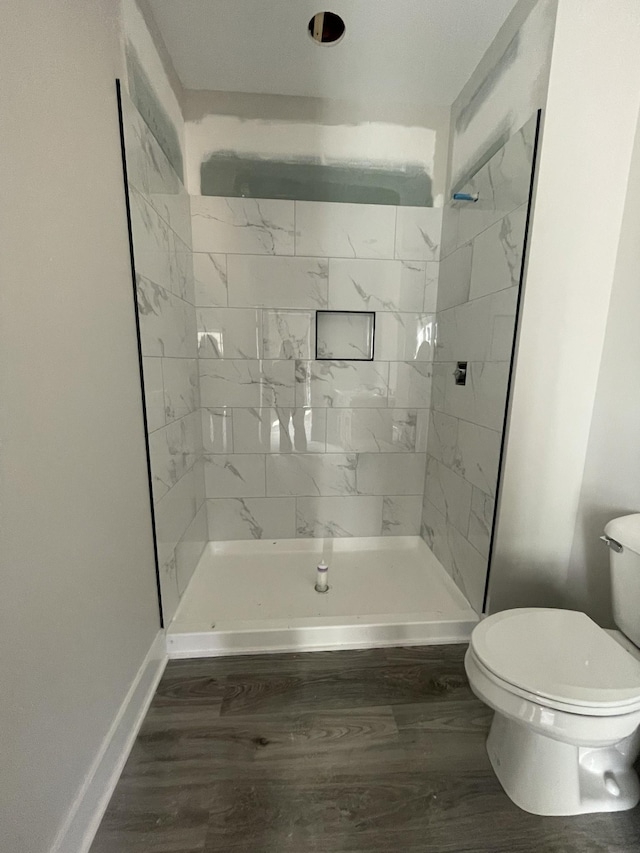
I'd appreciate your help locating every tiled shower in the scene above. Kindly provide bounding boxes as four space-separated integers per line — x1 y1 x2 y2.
122 87 537 628
193 196 440 543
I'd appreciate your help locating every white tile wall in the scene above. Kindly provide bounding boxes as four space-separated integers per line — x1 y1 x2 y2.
296 496 384 538
123 92 206 623
226 256 328 309
395 207 442 261
295 201 396 258
421 113 537 610
191 196 295 255
207 497 296 540
193 195 442 540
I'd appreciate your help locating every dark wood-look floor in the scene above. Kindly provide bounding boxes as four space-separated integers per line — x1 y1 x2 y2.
91 645 640 853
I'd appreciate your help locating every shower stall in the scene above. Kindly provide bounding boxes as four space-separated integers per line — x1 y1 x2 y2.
119 83 539 657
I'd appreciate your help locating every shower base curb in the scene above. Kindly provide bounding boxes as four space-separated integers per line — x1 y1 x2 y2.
167 536 479 659
167 613 477 658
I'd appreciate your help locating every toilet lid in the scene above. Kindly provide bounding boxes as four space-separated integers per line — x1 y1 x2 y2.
471 608 640 709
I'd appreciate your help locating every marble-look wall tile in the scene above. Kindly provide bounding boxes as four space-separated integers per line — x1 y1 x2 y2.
430 362 448 412
440 361 510 431
263 310 314 359
375 313 435 362
423 263 439 313
199 360 295 408
207 497 296 540
162 357 198 423
387 362 431 408
158 551 180 626
382 496 422 536
149 413 199 501
266 454 357 497
125 93 203 619
468 487 495 559
486 116 537 214
204 454 266 498
395 207 442 261
227 256 328 309
142 357 164 432
131 191 193 306
296 496 383 538
419 116 535 607
193 457 206 511
448 525 487 613
295 360 389 408
191 196 295 255
421 498 452 574
295 201 396 259
489 314 518 362
469 206 527 301
439 207 460 261
437 243 473 312
428 410 459 467
201 407 234 453
123 94 191 248
453 420 502 497
233 407 326 454
434 287 518 363
328 259 427 313
171 235 195 305
175 504 207 596
421 497 485 612
424 455 472 536
129 186 175 295
137 275 195 358
197 307 262 359
326 408 421 454
148 413 200 503
154 466 198 570
416 409 429 453
155 189 192 258
456 206 504 250
193 253 228 307
356 453 426 496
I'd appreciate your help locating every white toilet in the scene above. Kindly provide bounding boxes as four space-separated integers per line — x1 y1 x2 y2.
465 513 640 816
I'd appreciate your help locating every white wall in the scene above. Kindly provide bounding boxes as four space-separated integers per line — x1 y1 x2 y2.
566 110 640 624
488 0 640 615
0 2 160 850
448 0 556 191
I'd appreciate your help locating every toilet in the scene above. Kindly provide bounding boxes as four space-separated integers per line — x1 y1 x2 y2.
465 513 640 816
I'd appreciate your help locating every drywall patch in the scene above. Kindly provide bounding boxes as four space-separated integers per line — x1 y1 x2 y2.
185 113 440 200
455 34 521 135
126 43 183 181
200 153 433 206
449 0 557 192
450 115 513 193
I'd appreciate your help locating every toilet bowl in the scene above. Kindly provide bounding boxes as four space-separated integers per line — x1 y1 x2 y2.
465 608 640 815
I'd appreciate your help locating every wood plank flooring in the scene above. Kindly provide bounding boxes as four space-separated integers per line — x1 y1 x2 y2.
90 645 640 852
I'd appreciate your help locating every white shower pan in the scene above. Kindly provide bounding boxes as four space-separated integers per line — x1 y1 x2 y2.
167 536 479 658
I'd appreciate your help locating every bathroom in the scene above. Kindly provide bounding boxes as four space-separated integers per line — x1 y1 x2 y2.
3 0 640 850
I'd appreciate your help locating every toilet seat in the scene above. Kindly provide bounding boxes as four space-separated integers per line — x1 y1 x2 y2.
471 608 640 713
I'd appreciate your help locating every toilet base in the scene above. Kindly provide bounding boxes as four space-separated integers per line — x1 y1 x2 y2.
487 712 640 815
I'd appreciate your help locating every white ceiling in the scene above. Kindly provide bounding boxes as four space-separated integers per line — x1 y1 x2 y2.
147 0 520 107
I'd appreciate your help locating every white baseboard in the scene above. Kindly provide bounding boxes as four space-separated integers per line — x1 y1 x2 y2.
51 630 167 853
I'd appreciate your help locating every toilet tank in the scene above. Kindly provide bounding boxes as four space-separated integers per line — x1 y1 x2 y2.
605 513 640 648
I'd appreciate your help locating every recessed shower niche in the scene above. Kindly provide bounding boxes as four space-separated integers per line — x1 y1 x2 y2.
316 311 375 360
